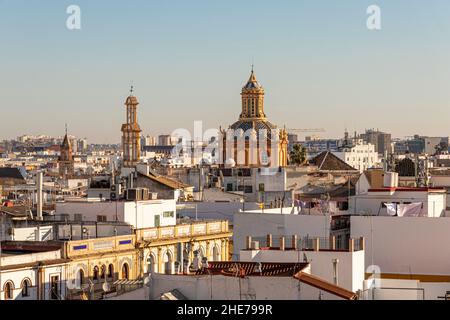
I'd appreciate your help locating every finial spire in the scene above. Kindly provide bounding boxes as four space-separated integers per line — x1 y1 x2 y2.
65 123 68 136
130 83 134 95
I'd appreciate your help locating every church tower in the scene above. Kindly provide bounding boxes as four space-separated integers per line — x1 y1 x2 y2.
59 126 75 177
121 86 142 168
240 67 266 120
219 68 289 168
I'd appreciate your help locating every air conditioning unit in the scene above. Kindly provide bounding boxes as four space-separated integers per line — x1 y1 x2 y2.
126 188 142 201
141 188 150 201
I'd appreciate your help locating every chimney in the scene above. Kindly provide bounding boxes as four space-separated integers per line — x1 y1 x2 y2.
359 236 365 251
36 171 43 221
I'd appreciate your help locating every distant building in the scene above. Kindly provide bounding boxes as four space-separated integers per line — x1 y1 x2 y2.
121 88 141 168
218 68 288 168
58 131 75 178
333 139 379 173
360 129 392 156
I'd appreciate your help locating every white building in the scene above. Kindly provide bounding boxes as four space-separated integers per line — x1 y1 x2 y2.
350 171 446 217
333 139 379 173
233 209 332 258
149 262 357 300
55 199 177 229
239 238 365 293
0 242 69 300
351 215 450 300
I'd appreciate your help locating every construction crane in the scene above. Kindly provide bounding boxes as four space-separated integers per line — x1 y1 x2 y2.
287 128 326 133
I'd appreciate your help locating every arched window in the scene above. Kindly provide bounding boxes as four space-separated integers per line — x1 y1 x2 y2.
21 279 31 297
100 265 106 279
77 269 85 289
213 245 220 261
164 251 173 275
4 281 14 300
93 266 99 281
108 264 114 279
121 263 129 280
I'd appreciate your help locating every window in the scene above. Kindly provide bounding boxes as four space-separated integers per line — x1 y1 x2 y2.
108 264 114 279
121 263 130 280
163 211 174 218
97 215 107 222
93 266 99 281
100 265 106 279
50 276 59 300
4 281 14 300
21 279 31 297
74 214 83 222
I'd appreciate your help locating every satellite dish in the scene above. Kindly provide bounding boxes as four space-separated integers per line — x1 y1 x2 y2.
225 158 236 168
144 276 151 287
102 281 111 292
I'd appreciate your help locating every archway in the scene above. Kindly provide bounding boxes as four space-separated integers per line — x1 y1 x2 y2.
147 253 156 274
4 281 14 300
212 245 220 261
163 251 173 275
76 269 85 289
121 263 130 280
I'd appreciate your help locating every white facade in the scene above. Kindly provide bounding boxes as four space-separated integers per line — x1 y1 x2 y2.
349 188 446 217
55 199 177 229
334 141 379 173
149 272 348 300
233 211 331 258
0 249 68 300
239 249 365 292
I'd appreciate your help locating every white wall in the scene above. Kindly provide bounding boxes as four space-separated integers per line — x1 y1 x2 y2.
233 212 331 258
150 273 346 300
55 199 177 228
350 191 446 217
239 249 365 292
351 216 450 275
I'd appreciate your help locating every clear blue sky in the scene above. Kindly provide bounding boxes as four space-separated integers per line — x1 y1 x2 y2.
1 0 450 143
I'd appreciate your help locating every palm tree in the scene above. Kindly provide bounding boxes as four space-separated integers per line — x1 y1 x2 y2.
289 144 307 166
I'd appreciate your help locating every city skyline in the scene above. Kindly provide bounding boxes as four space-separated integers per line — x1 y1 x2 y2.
2 1 450 143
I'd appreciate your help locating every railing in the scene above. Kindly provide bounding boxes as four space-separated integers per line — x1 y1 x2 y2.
66 235 135 257
136 220 230 242
248 235 364 252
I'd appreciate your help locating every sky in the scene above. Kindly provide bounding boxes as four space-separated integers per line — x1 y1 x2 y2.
1 0 450 143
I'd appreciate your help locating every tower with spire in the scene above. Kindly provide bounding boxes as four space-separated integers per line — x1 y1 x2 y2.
121 86 142 168
59 125 75 177
219 68 288 168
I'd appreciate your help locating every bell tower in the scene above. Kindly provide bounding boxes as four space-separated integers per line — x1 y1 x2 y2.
240 67 266 120
121 86 142 168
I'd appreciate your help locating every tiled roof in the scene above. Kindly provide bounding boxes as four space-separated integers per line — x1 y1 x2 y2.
294 272 357 300
310 151 357 171
196 261 309 277
229 119 277 134
138 172 192 190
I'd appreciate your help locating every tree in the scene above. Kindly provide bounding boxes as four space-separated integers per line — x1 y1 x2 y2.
289 144 307 166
